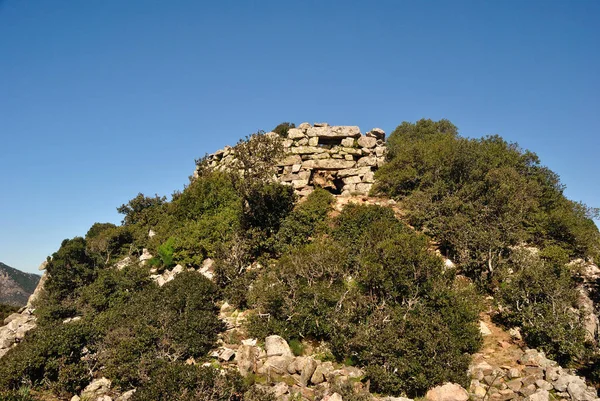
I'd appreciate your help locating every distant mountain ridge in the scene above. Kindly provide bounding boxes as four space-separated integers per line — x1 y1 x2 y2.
0 261 41 306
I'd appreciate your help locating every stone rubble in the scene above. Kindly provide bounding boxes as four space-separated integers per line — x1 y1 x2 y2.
197 122 387 197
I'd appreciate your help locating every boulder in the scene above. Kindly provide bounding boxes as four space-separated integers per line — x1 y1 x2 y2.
527 389 549 401
425 383 469 401
287 128 306 139
357 136 377 148
81 377 112 399
300 357 318 386
235 344 258 376
265 335 294 358
367 128 386 140
311 361 334 385
567 380 596 401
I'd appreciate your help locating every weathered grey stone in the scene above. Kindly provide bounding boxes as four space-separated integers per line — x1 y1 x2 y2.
302 159 356 170
336 167 372 177
219 348 235 361
291 146 326 155
116 390 136 401
426 383 469 401
341 137 355 147
265 335 293 358
519 349 553 368
311 361 334 385
519 384 537 397
357 136 377 148
527 389 549 401
535 380 553 391
545 366 562 382
506 379 523 392
356 156 377 167
553 374 582 392
277 154 303 166
287 128 306 139
235 344 258 376
367 128 386 139
567 380 596 401
507 368 521 379
300 357 318 386
479 321 492 336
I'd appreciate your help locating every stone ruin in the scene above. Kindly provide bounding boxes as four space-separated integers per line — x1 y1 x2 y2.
197 122 387 197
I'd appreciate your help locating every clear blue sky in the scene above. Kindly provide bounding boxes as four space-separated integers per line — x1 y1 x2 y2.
1 0 598 274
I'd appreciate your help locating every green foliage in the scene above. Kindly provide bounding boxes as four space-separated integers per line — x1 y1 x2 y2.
86 223 133 265
275 188 334 254
117 193 167 226
0 388 35 401
497 248 588 364
288 339 304 356
248 204 482 396
375 119 600 285
157 237 176 268
272 122 296 137
0 304 18 322
45 237 97 303
131 363 246 401
0 321 93 396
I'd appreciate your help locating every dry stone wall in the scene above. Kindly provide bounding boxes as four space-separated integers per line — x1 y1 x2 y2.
198 122 387 197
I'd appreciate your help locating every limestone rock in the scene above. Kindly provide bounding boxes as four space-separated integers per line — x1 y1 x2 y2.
235 344 258 376
300 357 318 386
311 361 334 385
265 335 293 358
367 128 386 139
527 389 549 401
357 136 377 148
425 383 469 401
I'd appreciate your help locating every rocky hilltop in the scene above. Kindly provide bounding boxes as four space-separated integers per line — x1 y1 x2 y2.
0 119 599 401
0 261 41 306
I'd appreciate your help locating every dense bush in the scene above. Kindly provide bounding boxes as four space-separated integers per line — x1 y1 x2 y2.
275 188 334 254
0 304 18 322
248 204 482 396
131 363 246 401
374 119 600 285
497 248 588 364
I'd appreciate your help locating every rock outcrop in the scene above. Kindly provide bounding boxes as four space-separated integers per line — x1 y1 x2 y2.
196 122 386 197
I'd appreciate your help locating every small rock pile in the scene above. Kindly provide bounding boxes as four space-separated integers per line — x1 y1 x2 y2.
198 122 387 197
211 334 366 400
468 349 598 401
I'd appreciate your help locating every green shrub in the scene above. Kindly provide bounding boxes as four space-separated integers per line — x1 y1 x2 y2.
0 304 18 322
0 321 94 396
0 388 36 401
497 249 587 364
248 203 482 396
374 119 600 285
157 237 176 268
131 363 246 401
275 188 334 254
272 122 295 137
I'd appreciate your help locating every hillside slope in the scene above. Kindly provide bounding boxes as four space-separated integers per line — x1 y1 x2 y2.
0 261 41 306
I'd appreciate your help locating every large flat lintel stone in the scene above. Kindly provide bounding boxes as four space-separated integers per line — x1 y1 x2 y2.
302 159 357 170
306 126 361 138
